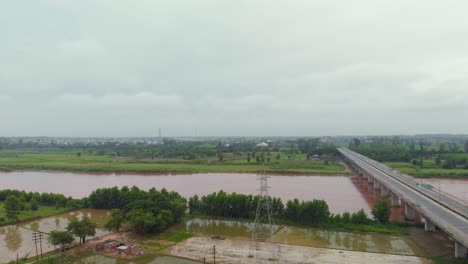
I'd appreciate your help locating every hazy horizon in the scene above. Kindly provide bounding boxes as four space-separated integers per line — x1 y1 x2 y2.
1 1 468 137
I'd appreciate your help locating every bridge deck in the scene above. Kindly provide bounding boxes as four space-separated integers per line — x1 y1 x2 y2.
339 148 468 248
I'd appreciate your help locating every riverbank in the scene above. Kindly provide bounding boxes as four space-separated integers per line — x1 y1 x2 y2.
0 152 347 175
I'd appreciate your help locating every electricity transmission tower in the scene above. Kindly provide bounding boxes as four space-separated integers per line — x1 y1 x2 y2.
252 172 274 249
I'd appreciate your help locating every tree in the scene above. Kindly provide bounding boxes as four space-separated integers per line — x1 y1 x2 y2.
247 153 251 163
48 230 74 252
127 210 157 234
276 153 281 160
67 216 97 243
4 195 22 222
465 140 468 153
372 198 391 223
104 209 125 231
350 138 361 148
351 209 369 224
30 198 39 211
218 153 224 162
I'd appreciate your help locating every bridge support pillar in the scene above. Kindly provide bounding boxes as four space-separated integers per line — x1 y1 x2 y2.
373 179 381 190
381 186 389 196
423 218 436 231
390 193 401 207
455 241 467 258
404 203 415 220
367 176 373 183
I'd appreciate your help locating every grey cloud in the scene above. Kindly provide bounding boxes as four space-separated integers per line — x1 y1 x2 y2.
1 0 468 136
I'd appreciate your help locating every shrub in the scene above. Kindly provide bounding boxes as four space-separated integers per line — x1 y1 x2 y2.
372 198 391 223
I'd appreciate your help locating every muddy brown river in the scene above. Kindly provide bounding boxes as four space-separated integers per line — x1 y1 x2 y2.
1 171 465 218
0 171 377 213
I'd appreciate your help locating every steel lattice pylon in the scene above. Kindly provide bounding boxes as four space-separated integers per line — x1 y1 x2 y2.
252 173 274 246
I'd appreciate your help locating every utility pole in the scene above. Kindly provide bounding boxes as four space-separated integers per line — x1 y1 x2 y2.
212 245 216 264
32 232 44 260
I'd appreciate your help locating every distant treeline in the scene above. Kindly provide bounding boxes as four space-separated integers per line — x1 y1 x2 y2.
349 137 468 163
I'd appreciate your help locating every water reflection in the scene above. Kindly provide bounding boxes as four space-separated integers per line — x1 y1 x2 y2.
4 226 23 252
0 209 110 263
174 218 420 256
30 222 40 232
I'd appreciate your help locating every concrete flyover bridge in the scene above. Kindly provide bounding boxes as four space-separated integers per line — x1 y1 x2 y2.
338 147 468 258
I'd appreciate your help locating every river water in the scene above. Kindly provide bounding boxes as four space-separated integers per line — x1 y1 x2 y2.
0 171 377 214
1 171 465 218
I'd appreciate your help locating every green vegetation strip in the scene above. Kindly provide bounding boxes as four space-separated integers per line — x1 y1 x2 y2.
0 151 346 174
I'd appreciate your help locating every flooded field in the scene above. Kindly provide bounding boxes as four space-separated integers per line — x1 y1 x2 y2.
0 209 110 263
171 218 421 256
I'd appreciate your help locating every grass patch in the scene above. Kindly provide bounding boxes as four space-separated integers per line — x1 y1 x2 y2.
322 222 413 235
140 241 170 252
431 257 468 264
384 161 468 178
160 232 194 242
0 150 347 175
0 203 72 226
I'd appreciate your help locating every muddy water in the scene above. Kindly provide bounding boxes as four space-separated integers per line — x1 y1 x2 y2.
0 171 374 214
171 218 421 256
0 209 110 263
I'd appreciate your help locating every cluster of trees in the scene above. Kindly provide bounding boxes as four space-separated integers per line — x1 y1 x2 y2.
350 144 412 162
189 191 283 220
189 191 390 226
329 209 371 225
245 151 279 163
86 186 186 234
0 190 78 222
47 215 97 251
349 137 468 168
297 139 339 158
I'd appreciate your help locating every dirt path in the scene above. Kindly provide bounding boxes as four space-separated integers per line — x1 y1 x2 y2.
339 161 353 174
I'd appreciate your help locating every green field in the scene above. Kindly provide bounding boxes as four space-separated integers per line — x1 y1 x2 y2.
0 202 72 226
0 150 346 175
384 158 468 178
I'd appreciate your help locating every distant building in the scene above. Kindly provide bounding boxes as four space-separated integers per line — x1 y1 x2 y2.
256 142 269 147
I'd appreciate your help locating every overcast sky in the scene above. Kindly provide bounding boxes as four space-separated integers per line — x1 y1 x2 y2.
1 1 467 137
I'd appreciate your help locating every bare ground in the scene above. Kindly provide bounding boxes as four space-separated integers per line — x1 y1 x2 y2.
170 237 431 264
